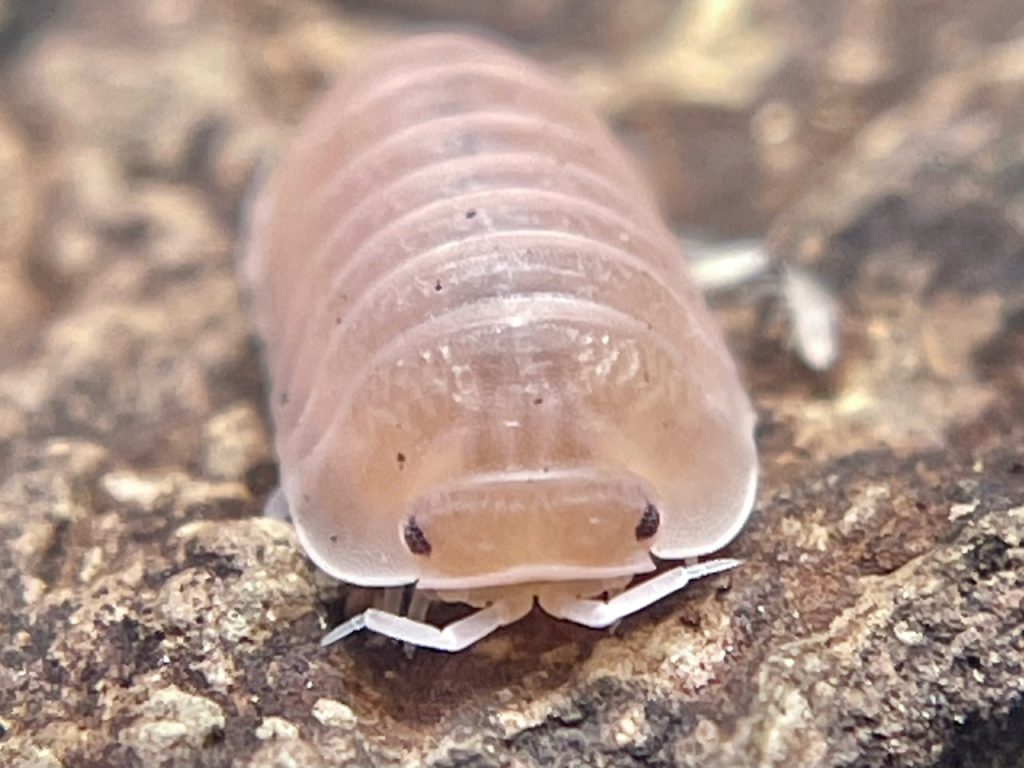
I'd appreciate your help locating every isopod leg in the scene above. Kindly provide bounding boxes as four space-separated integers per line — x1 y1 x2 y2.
685 237 772 293
401 590 434 658
538 558 741 629
779 264 841 371
321 596 532 652
377 586 404 615
685 237 840 371
406 589 431 623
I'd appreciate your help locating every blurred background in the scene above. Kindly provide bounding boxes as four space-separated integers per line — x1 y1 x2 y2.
2 0 1022 451
3 0 1023 357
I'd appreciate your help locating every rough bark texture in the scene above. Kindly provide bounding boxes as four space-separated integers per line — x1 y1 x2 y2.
0 2 1022 767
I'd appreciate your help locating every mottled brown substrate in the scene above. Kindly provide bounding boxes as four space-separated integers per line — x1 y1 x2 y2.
0 2 1021 767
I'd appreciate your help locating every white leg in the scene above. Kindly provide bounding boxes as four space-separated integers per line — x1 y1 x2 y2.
401 590 433 659
321 597 533 652
263 487 291 522
406 590 431 623
780 265 841 371
685 237 772 293
684 236 840 371
538 558 741 629
377 586 404 616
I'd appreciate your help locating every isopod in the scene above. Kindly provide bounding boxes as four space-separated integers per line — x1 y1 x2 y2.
243 33 758 651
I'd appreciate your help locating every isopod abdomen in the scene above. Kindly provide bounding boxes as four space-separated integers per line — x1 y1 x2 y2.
244 33 758 651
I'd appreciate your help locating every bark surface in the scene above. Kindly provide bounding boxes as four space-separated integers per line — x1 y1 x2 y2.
0 2 1021 766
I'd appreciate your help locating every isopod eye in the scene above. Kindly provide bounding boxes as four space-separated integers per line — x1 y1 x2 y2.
635 502 660 540
403 516 432 555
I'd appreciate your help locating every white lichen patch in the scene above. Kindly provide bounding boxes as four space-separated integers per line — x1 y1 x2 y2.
158 518 316 644
490 691 568 739
247 739 328 768
193 647 238 692
202 402 272 480
3 744 64 768
176 477 251 507
311 698 357 729
755 686 829 765
949 500 979 521
100 470 182 510
120 686 225 762
100 468 250 514
893 622 927 647
255 716 300 741
77 545 106 583
580 593 736 693
840 484 890 535
8 523 61 568
607 701 650 748
688 717 724 758
780 514 831 552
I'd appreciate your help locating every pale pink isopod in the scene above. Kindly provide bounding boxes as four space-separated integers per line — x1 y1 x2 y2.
243 33 758 651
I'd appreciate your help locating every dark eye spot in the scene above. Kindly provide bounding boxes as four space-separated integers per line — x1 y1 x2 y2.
434 279 443 292
403 516 431 555
396 452 406 469
635 502 660 540
465 209 477 219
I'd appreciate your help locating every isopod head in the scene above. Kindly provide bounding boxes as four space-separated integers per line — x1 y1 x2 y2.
285 349 757 594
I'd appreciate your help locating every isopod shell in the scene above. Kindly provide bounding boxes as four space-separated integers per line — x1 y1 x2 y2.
245 34 757 595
